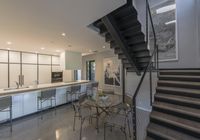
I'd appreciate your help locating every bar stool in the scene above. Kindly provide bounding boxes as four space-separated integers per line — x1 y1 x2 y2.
37 89 56 119
68 85 81 104
0 96 12 132
85 82 99 97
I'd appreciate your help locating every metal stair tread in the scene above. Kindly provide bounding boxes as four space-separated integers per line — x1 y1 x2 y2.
155 93 200 107
158 80 200 86
160 70 200 73
159 75 200 79
147 123 200 140
157 86 200 95
153 101 200 119
151 111 200 134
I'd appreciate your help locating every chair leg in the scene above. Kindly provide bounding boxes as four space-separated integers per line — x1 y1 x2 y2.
104 123 106 140
54 98 57 115
80 118 85 140
10 106 12 132
73 113 76 131
127 117 131 138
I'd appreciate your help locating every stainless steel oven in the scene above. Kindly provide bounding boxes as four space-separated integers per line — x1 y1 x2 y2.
51 72 63 83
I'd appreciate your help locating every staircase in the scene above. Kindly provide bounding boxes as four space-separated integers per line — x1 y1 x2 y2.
146 69 200 140
93 3 150 75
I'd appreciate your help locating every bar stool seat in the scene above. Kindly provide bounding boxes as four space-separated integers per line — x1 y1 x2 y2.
0 96 12 132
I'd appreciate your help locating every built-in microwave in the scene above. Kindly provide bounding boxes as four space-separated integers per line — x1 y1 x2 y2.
51 72 63 83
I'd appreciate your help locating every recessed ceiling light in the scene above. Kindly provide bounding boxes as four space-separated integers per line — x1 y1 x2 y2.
61 33 66 37
6 41 12 45
156 4 176 14
6 48 11 50
56 50 60 52
41 47 45 50
102 46 106 49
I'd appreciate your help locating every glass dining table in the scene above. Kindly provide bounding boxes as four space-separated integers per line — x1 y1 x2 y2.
82 94 122 132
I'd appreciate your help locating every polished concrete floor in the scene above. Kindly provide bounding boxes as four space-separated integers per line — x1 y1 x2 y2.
0 105 130 140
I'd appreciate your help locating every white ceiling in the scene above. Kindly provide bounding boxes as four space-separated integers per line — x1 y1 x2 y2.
0 0 126 55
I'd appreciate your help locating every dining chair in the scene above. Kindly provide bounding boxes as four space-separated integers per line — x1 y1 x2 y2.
0 96 12 132
72 94 98 140
68 85 81 104
103 94 133 140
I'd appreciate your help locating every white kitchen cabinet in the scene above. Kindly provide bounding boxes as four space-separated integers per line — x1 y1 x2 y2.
22 53 37 64
12 95 24 119
39 55 51 64
23 92 38 115
0 50 8 62
0 64 8 88
9 64 20 87
22 65 37 86
52 56 60 65
10 51 20 63
39 65 51 84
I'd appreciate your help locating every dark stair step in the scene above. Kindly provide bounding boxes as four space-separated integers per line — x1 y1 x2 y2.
137 56 151 63
116 13 137 24
147 123 199 140
129 42 148 52
105 33 113 42
122 25 141 36
138 62 148 68
124 63 133 68
118 19 140 30
155 93 200 109
113 5 137 19
126 35 145 45
159 75 200 82
150 111 200 138
99 26 108 36
159 70 200 76
94 20 103 28
153 101 200 120
134 50 149 58
145 136 155 140
110 41 117 49
156 87 200 98
158 80 200 89
118 54 127 59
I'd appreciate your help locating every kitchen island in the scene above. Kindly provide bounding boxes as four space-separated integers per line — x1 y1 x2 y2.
0 80 93 122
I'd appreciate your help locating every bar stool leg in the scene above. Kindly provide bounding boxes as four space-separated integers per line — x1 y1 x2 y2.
10 104 12 132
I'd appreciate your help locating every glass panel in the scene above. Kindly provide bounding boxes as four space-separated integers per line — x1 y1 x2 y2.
39 65 51 84
52 56 60 65
39 55 51 64
22 53 37 64
22 65 37 86
0 50 8 63
52 66 61 72
9 64 20 87
10 51 20 63
0 64 8 88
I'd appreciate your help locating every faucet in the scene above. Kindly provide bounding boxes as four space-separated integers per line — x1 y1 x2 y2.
15 81 19 89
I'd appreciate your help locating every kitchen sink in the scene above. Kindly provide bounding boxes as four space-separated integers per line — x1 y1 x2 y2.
3 86 30 91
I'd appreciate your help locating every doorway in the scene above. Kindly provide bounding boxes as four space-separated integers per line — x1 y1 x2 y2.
86 60 95 81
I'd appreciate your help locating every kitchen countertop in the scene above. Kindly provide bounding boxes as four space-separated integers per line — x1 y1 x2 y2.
0 80 91 97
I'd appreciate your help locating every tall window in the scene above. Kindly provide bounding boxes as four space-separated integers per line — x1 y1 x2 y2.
86 60 95 81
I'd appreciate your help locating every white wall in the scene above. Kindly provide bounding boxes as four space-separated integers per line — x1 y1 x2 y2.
134 0 200 68
82 50 122 94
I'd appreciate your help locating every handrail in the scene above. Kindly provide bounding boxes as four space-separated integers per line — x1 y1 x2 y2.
132 0 158 140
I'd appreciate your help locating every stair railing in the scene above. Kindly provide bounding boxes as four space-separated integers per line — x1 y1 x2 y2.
131 0 158 139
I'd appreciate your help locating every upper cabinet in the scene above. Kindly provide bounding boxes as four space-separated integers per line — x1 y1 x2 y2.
60 51 82 70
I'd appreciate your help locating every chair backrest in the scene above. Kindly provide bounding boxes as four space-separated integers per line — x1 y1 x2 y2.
124 94 133 107
78 94 88 104
92 82 99 88
40 89 56 100
0 96 12 111
71 85 81 93
102 89 114 95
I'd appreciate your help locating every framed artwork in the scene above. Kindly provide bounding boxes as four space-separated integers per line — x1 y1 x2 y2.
103 57 121 86
149 0 178 62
